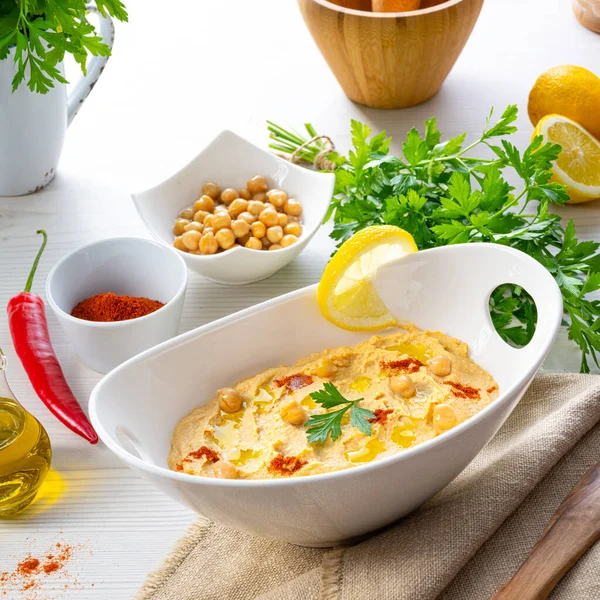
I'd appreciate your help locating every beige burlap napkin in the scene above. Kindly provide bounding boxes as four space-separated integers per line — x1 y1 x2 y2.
137 374 600 600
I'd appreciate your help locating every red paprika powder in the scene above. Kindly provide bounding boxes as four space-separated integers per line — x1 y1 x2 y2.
71 292 164 322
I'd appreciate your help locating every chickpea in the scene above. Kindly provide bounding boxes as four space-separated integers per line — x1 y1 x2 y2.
203 227 213 236
217 388 243 413
280 234 298 248
173 236 187 252
427 355 452 377
199 231 218 254
252 192 267 203
433 403 458 431
266 189 287 208
316 358 337 378
284 198 302 216
173 218 190 235
238 211 257 225
214 204 229 214
179 207 195 220
237 233 251 247
216 228 236 250
266 225 284 244
220 188 239 205
193 210 210 224
238 188 252 200
247 175 268 195
248 200 265 215
213 460 238 479
182 230 202 251
212 212 232 231
390 375 416 399
250 221 266 239
278 213 289 228
268 244 282 251
228 198 248 218
231 219 250 238
262 237 271 249
284 222 302 237
259 208 279 228
188 249 203 255
280 400 307 425
194 195 215 213
204 214 215 229
184 221 204 233
202 182 221 200
245 236 263 250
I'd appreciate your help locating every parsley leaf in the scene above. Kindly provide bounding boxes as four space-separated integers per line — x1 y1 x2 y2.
305 382 375 444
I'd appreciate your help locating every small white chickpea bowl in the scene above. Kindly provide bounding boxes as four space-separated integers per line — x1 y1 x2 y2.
46 237 188 374
131 130 335 285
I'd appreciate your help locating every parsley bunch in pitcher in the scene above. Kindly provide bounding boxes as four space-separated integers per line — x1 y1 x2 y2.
305 382 375 444
0 0 128 93
268 107 600 372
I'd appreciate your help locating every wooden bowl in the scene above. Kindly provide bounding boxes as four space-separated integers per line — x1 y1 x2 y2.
298 0 485 109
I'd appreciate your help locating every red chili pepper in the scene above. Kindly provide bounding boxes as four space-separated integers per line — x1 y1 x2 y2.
7 230 98 444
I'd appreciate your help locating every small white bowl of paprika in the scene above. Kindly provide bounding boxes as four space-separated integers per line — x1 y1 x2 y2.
46 237 188 374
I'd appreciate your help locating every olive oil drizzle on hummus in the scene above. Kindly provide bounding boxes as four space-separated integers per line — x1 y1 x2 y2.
168 327 499 480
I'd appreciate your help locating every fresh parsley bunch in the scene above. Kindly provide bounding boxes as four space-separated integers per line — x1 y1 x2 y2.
268 107 600 373
0 0 128 93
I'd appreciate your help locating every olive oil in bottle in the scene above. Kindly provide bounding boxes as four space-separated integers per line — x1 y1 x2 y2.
0 351 51 517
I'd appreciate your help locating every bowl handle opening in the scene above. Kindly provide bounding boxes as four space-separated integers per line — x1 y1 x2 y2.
485 271 563 361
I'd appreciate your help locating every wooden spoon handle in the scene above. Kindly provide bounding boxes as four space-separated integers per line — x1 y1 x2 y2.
492 463 600 600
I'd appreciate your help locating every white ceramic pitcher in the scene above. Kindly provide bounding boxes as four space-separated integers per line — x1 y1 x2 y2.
0 7 114 197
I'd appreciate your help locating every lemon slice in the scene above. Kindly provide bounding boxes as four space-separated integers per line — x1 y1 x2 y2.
318 226 417 331
533 114 600 204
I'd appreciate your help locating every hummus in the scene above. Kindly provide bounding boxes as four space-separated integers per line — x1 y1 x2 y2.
168 327 499 479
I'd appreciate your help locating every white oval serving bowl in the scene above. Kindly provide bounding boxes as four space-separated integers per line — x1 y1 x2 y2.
132 130 335 285
90 243 562 546
46 237 188 374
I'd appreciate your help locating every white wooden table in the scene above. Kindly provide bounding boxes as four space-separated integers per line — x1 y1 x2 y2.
0 0 598 597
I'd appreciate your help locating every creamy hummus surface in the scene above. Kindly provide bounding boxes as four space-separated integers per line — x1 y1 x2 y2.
168 327 499 479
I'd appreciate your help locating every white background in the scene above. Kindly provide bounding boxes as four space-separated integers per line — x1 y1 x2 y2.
0 0 599 597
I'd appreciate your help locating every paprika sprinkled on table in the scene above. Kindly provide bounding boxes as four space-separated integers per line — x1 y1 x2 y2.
0 541 83 597
16 559 40 577
71 292 164 322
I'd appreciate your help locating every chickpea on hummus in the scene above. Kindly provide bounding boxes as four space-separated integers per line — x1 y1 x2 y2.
168 327 499 480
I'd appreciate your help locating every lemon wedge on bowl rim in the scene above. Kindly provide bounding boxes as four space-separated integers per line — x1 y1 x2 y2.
317 225 418 331
533 114 600 204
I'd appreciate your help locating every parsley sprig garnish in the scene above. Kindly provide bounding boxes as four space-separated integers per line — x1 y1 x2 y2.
305 382 375 444
268 107 600 373
0 0 128 94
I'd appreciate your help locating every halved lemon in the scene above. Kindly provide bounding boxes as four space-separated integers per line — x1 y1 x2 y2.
317 226 418 331
533 114 600 204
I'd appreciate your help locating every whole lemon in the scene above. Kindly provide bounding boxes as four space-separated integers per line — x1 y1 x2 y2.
528 65 600 139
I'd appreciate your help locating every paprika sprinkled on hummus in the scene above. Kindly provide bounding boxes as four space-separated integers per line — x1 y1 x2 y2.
444 381 480 400
268 454 307 475
275 373 313 392
369 408 394 425
379 358 423 374
183 446 220 463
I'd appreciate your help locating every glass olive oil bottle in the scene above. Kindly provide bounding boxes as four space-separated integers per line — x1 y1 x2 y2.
0 349 51 517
